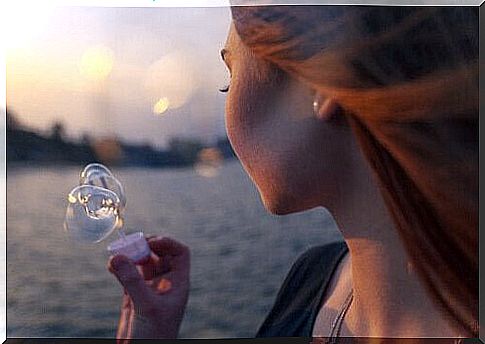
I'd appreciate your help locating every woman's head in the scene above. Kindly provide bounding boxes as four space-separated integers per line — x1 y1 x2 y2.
223 23 363 214
224 5 478 336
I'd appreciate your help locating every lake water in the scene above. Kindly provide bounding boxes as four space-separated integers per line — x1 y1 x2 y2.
7 161 342 338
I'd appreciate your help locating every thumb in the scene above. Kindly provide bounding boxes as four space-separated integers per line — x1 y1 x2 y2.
108 254 153 309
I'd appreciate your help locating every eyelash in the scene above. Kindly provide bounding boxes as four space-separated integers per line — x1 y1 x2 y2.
219 84 230 93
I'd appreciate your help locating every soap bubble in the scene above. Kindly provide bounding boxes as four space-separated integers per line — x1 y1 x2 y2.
64 184 122 243
80 163 126 208
80 163 112 179
64 163 151 263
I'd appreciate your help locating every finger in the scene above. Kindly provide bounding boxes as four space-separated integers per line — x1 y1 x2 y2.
108 255 154 309
153 254 190 293
168 255 190 287
148 236 189 258
148 237 189 275
138 253 168 280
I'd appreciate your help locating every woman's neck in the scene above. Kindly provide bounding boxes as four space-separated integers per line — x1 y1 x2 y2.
327 158 463 337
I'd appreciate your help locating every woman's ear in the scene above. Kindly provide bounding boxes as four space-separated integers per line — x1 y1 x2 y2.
313 93 341 122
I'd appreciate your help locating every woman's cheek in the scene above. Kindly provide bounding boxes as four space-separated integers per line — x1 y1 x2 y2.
225 99 296 214
224 91 245 160
225 87 267 182
224 78 265 163
223 67 311 214
225 104 260 177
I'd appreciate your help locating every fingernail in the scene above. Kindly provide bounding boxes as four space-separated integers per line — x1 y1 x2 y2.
157 278 172 293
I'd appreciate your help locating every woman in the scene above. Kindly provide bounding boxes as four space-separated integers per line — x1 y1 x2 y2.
107 5 478 340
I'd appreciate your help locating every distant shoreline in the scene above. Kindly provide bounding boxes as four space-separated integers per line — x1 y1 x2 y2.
5 160 237 170
7 110 236 169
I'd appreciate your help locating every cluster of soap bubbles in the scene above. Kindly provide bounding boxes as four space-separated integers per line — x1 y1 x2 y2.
64 163 126 243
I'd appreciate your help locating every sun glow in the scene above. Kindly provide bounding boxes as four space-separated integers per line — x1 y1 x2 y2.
1 2 55 51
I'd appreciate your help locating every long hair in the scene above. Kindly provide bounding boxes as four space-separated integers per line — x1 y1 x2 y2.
231 5 478 336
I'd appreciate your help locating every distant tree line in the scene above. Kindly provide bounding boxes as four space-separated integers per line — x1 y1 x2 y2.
6 110 236 168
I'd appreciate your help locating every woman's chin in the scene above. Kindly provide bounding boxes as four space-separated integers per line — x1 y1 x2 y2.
260 192 309 216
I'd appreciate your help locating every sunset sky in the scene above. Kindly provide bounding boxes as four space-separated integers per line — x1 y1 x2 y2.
6 6 232 148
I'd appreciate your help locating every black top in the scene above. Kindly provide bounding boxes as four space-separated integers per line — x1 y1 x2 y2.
256 241 349 338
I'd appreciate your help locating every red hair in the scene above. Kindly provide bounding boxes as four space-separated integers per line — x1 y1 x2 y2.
231 5 478 335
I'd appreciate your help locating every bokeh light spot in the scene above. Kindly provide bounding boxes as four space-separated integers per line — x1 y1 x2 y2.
79 46 114 82
153 97 170 115
194 148 223 178
144 52 197 109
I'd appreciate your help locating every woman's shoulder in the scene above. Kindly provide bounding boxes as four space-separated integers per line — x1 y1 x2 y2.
256 240 348 337
290 241 349 276
274 240 349 302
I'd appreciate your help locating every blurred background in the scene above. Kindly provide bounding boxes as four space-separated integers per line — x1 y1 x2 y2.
6 6 342 338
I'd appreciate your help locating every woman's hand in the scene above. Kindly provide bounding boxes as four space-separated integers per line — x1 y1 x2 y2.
107 236 190 342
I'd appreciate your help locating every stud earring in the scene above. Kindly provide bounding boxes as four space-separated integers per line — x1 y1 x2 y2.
313 94 338 121
313 95 323 116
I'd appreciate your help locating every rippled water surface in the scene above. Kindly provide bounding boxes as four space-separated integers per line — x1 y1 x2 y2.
7 161 341 338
